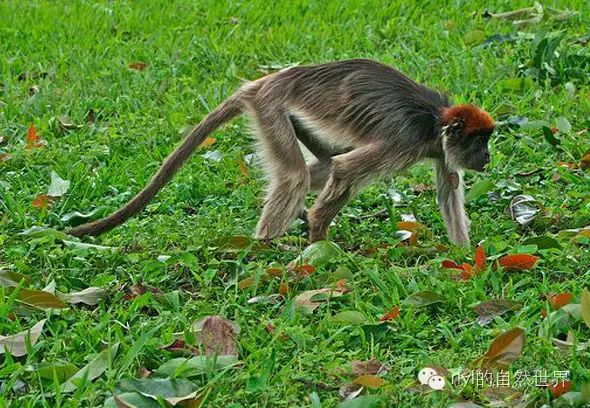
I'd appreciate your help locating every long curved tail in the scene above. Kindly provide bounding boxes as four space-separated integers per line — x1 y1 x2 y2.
66 94 244 237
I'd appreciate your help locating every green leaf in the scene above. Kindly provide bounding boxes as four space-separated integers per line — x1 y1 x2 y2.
542 126 561 146
34 363 79 383
290 240 342 269
581 289 590 330
403 291 446 308
464 30 485 45
115 378 199 405
155 355 238 378
62 240 116 252
556 116 572 134
104 393 161 408
61 343 119 393
20 226 68 240
338 395 380 408
330 311 367 325
497 77 535 92
47 170 70 197
466 180 495 203
522 236 562 250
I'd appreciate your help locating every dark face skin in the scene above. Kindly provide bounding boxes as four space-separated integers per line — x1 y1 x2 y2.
460 128 493 172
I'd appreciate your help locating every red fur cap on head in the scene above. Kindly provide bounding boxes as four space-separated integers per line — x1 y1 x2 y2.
441 104 494 135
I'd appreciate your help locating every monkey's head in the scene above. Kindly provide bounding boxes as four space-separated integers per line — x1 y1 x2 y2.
440 104 495 172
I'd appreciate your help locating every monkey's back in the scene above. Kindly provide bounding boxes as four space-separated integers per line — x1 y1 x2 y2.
246 59 450 150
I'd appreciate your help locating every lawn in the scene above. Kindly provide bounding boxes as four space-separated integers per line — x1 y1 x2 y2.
1 0 590 407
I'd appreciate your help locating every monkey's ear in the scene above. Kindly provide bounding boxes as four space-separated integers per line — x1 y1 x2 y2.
443 118 465 139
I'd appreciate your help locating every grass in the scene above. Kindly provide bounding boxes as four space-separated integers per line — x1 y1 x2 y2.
1 0 590 406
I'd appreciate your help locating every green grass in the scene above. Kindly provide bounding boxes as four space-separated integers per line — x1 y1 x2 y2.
1 0 590 407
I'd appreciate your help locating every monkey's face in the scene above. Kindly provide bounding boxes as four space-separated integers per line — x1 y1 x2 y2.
460 130 492 172
444 124 493 172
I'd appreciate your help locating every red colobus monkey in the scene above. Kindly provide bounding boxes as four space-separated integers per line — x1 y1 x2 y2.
66 59 494 246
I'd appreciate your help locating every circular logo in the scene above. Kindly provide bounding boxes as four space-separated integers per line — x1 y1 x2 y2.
418 367 446 390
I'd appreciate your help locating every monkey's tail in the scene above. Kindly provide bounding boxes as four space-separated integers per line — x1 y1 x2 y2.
65 94 244 237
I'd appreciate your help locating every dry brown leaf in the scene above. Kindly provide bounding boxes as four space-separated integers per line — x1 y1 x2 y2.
0 319 46 357
199 137 217 148
353 375 386 388
479 327 526 368
194 316 239 357
352 359 388 376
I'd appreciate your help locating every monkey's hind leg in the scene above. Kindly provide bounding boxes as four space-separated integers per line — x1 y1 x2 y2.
250 106 310 240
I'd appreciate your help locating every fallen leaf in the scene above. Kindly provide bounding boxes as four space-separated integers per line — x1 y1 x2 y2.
16 288 66 309
123 283 163 301
137 367 151 379
331 311 366 325
57 287 107 306
403 291 446 307
128 62 147 71
47 171 70 197
32 194 54 210
352 375 385 389
202 150 223 162
352 359 388 376
478 327 526 368
294 288 345 314
279 282 289 296
199 137 216 148
35 362 79 383
473 299 521 326
0 270 28 288
155 355 238 378
581 150 590 169
57 115 82 131
25 125 43 150
474 245 486 272
499 254 539 271
193 316 239 356
380 306 399 321
441 260 464 270
61 343 120 392
161 339 200 356
238 154 249 177
238 276 254 290
338 383 364 402
548 380 572 398
509 195 538 226
522 235 562 249
0 319 46 357
60 209 99 223
109 392 161 408
289 240 341 269
0 153 10 162
115 378 199 406
547 293 573 310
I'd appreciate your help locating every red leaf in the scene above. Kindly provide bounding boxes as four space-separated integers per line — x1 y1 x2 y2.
128 62 147 71
380 306 400 321
540 309 548 318
499 254 539 271
474 245 486 272
25 125 43 150
32 194 53 210
548 380 572 398
442 260 463 270
294 264 315 277
546 293 573 310
460 263 474 281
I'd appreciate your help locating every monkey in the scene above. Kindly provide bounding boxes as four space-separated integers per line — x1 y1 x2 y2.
65 59 494 246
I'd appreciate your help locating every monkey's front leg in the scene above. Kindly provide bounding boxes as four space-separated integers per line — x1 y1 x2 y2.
435 160 470 246
307 145 400 242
